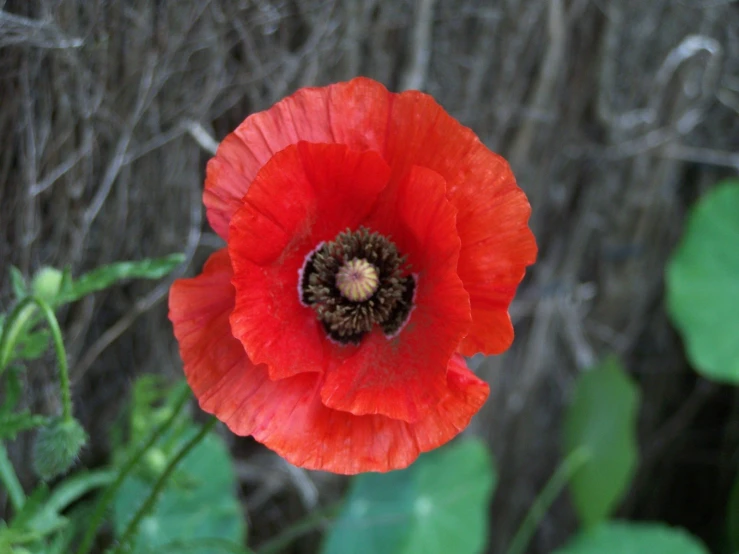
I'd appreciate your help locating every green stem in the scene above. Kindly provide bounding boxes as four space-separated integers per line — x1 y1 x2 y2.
505 447 591 554
75 383 192 554
0 297 38 376
31 296 72 422
0 442 25 510
109 416 218 554
0 296 72 421
257 502 341 554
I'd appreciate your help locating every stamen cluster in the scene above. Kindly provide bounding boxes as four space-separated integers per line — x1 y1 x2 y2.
301 228 415 344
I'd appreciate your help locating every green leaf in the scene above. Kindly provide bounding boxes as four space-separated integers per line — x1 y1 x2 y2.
56 253 185 305
43 525 76 554
112 431 245 553
0 523 41 548
45 469 115 514
666 180 739 384
562 356 640 527
554 521 709 554
9 266 27 300
10 484 68 538
0 411 48 440
2 471 112 551
0 443 26 511
322 439 496 554
15 330 50 360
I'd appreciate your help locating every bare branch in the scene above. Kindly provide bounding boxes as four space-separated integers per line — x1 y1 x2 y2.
399 0 436 91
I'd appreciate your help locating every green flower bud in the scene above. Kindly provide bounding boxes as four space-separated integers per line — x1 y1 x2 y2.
31 267 63 303
143 447 168 476
33 417 88 480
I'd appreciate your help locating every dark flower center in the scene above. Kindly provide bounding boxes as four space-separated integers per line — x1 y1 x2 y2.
300 227 416 345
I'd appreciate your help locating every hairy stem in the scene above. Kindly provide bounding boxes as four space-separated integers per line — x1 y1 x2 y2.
31 296 73 422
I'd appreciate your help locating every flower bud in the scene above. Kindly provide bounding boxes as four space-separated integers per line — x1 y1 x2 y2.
143 447 168 476
31 267 64 303
33 417 88 480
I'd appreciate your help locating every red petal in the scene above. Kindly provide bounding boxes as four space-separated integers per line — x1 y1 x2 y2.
383 91 537 355
455 184 538 354
406 354 490 455
203 135 257 241
169 249 488 474
204 77 535 355
243 353 490 474
319 166 471 422
168 249 246 401
228 142 391 381
204 78 392 239
224 355 489 475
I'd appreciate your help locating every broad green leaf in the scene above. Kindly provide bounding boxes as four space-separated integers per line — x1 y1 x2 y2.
322 439 496 554
666 180 739 383
0 411 48 440
325 466 413 554
112 430 245 553
563 356 639 527
56 253 185 305
554 521 709 554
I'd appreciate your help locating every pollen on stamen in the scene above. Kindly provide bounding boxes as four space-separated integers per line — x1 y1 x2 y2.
299 227 414 345
336 258 379 302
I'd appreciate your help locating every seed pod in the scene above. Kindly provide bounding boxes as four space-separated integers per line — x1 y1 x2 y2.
33 417 88 481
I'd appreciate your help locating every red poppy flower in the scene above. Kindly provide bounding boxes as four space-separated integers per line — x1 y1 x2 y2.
169 78 536 474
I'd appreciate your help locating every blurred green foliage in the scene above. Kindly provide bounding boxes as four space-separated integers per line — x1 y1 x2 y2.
1 254 184 369
0 255 195 553
323 439 496 554
554 521 709 554
667 180 739 384
0 470 115 554
112 376 245 554
563 356 640 527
